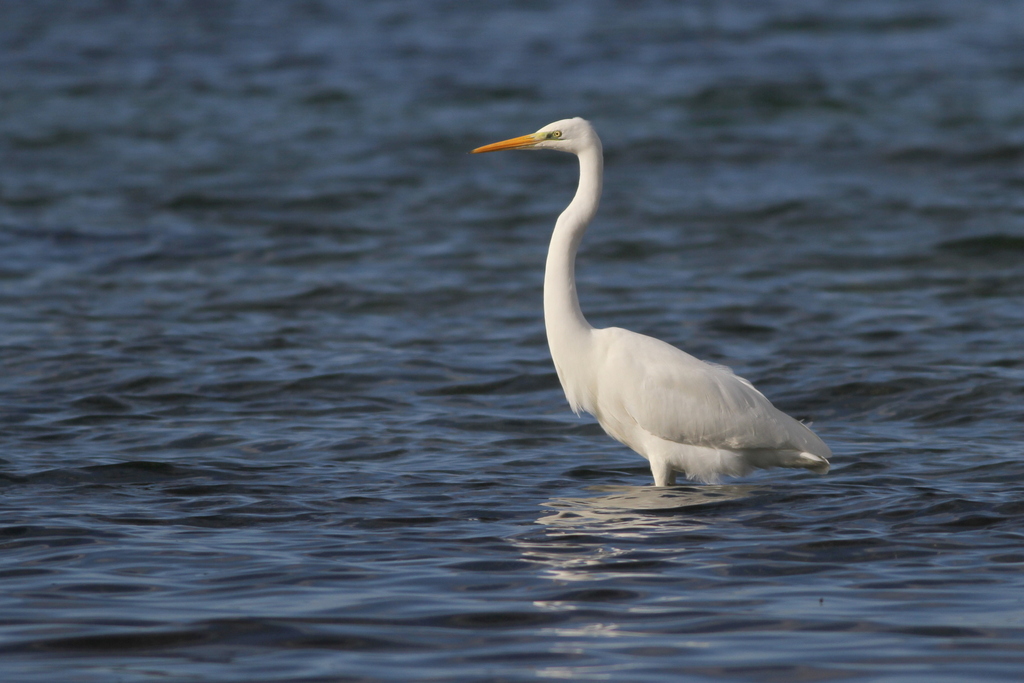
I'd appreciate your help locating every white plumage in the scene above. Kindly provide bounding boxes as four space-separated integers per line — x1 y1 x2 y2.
473 117 830 485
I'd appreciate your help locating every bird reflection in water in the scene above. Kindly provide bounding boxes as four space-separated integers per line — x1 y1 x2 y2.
519 485 756 584
538 484 754 534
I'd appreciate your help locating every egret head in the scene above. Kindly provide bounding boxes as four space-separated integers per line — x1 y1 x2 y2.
472 117 597 155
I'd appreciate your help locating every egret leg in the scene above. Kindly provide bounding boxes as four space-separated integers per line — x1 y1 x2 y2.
651 459 677 487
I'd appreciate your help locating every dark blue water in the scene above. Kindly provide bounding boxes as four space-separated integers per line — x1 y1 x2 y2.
2 1 1024 680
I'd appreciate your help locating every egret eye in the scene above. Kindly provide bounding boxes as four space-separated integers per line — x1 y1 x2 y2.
549 131 562 139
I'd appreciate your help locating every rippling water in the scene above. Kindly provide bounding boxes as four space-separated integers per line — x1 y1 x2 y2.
2 1 1024 681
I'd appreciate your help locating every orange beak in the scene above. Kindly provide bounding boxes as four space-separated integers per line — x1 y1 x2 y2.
471 133 540 154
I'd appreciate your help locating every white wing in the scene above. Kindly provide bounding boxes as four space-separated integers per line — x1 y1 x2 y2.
593 327 830 456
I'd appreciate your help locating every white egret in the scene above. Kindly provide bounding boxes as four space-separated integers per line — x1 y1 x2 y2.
472 118 830 485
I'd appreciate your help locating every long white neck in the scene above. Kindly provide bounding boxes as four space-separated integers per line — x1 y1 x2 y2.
543 140 603 413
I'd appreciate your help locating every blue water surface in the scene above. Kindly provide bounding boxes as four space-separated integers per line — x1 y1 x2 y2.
1 1 1023 681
